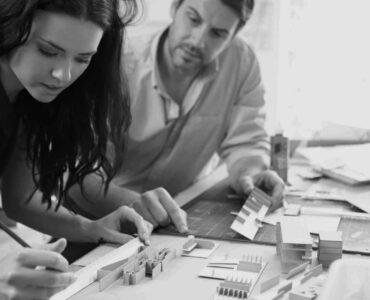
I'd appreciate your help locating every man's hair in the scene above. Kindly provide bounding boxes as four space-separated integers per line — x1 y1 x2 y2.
0 0 138 209
176 0 254 30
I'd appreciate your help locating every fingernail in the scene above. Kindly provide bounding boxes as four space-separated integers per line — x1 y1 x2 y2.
143 233 150 245
181 225 188 233
69 274 77 283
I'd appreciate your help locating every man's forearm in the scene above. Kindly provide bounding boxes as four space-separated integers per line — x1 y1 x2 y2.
68 173 140 218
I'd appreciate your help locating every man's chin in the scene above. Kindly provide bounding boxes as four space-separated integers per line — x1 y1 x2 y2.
174 59 202 73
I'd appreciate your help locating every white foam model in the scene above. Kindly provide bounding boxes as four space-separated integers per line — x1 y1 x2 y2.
51 238 143 300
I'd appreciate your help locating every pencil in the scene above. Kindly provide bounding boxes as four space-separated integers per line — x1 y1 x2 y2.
0 219 31 247
226 194 244 200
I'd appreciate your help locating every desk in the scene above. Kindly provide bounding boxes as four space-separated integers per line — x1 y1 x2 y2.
68 162 370 299
2 163 370 299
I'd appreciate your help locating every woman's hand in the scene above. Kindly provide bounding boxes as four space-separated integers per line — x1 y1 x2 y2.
0 238 76 300
90 206 153 246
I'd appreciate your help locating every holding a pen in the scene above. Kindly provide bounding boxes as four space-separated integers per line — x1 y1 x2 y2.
0 237 76 300
0 0 151 299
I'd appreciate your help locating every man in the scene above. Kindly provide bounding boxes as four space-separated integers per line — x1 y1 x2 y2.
71 0 284 230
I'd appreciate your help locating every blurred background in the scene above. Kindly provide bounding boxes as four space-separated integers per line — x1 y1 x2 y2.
130 0 370 144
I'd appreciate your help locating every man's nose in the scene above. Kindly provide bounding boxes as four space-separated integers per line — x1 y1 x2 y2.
190 26 207 50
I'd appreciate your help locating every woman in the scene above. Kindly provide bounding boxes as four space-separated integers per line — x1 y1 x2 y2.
0 0 151 298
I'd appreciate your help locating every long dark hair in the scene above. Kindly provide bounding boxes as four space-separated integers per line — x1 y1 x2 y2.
0 0 138 209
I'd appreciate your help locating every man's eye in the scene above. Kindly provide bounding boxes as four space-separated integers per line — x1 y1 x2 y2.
187 14 199 24
212 31 223 38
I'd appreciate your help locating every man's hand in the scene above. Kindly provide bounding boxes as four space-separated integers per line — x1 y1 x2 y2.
91 206 153 245
131 187 188 233
0 239 76 300
236 170 285 212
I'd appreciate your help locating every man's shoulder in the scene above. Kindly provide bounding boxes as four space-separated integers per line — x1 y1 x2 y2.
226 36 258 61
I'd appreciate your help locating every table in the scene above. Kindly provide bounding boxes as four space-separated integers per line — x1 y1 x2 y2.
68 162 370 299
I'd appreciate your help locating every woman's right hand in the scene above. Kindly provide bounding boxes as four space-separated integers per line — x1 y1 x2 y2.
0 238 76 300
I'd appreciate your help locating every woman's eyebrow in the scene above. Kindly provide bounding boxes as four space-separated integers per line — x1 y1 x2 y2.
39 38 97 55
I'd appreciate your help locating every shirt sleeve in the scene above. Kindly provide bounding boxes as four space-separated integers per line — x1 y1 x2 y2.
219 43 270 183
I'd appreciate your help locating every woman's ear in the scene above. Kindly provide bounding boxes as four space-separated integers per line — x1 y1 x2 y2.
170 0 182 19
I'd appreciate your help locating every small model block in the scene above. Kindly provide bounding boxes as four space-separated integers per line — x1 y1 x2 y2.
209 254 268 300
183 239 197 252
303 265 323 278
286 262 309 279
216 278 251 299
231 188 272 240
279 218 312 246
182 236 218 258
318 231 343 267
284 204 301 216
96 244 176 290
260 275 280 293
289 276 325 300
97 258 128 280
278 281 293 294
272 290 286 300
237 260 263 273
276 217 313 273
145 260 161 279
99 265 124 291
159 248 176 271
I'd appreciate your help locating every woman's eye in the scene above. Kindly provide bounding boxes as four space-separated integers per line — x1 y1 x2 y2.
39 48 58 57
76 58 91 65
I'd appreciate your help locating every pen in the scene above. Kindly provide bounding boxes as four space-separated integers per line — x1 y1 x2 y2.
226 194 244 200
0 219 31 248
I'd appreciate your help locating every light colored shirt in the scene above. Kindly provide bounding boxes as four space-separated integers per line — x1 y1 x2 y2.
114 27 270 195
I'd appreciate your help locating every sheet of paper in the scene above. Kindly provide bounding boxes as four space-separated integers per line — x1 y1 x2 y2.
264 209 340 234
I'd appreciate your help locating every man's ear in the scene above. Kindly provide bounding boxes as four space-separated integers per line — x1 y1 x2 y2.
170 0 182 18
